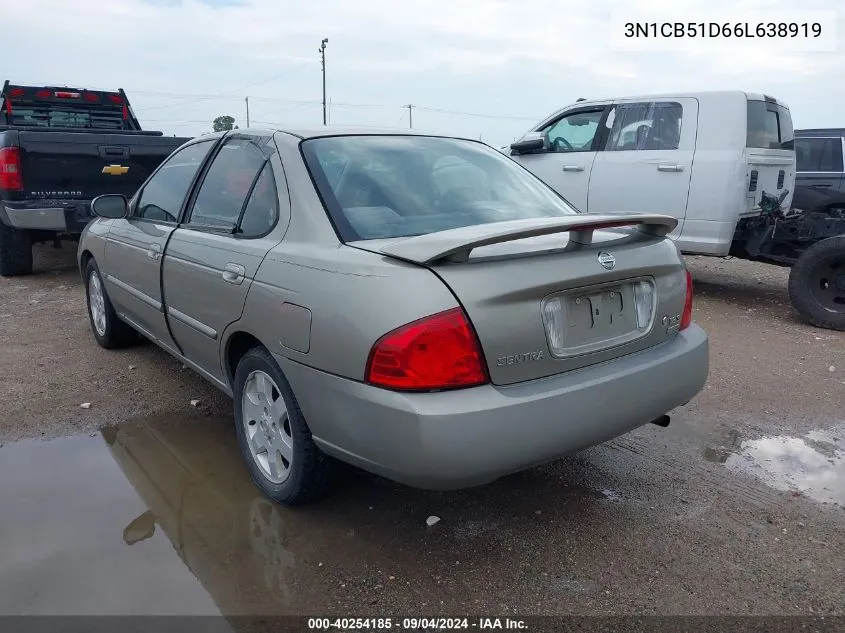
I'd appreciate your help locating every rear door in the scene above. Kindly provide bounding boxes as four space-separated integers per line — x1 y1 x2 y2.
586 98 697 240
162 135 285 382
509 105 611 211
744 97 796 214
103 139 217 350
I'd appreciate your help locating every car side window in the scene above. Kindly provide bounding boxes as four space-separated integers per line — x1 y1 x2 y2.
238 162 280 237
794 137 844 173
133 140 215 222
542 109 604 153
604 102 683 151
187 138 268 230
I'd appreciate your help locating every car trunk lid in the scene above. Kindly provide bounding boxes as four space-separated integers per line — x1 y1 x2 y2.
350 214 690 385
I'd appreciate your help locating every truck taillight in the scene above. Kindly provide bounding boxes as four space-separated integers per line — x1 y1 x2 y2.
0 148 23 191
365 308 489 391
54 91 80 99
680 269 694 331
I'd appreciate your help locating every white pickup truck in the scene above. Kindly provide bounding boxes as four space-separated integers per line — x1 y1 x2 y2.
506 91 844 331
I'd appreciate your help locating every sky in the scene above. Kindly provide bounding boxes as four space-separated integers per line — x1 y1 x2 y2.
3 0 844 147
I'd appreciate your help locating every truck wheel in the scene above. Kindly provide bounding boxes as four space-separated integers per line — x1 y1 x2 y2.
788 236 845 331
84 259 137 348
0 223 33 276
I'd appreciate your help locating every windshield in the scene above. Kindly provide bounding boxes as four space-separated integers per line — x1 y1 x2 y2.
301 135 578 241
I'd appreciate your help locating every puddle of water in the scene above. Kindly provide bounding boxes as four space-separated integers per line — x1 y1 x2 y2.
706 425 845 506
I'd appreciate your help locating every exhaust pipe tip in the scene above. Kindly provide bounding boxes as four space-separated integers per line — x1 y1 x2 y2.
650 415 671 428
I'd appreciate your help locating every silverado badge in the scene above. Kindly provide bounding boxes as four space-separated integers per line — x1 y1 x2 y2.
102 164 129 176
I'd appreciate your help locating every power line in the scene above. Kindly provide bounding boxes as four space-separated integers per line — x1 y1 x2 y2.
414 105 537 121
131 63 310 112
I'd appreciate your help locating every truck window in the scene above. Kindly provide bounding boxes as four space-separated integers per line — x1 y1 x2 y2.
794 137 844 173
7 107 125 130
542 109 604 153
604 102 683 151
747 100 794 150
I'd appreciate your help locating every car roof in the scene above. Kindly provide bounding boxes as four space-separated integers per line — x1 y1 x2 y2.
218 125 478 142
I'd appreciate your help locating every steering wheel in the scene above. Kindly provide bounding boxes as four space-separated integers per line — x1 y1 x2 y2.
552 136 573 152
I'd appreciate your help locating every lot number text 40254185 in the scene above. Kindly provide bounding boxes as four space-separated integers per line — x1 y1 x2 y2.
307 617 528 630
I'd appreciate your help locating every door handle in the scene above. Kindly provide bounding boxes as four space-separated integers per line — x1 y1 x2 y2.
147 243 162 260
222 263 245 285
562 165 585 172
811 183 832 188
657 164 684 172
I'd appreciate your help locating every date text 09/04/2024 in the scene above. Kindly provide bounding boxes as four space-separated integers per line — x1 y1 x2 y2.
623 22 822 38
307 617 528 630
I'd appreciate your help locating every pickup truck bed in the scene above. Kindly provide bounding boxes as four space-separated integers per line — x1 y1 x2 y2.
0 81 191 276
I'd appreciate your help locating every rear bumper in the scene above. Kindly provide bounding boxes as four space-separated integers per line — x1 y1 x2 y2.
0 200 94 233
276 324 709 490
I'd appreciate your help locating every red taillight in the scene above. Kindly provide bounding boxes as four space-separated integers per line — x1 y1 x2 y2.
83 92 99 102
54 91 80 99
0 147 23 191
7 88 24 98
365 307 489 391
108 94 123 105
35 90 51 99
680 269 693 330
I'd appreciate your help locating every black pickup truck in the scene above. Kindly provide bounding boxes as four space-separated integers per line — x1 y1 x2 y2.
0 81 192 275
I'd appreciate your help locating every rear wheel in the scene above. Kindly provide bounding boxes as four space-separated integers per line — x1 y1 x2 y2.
233 346 335 506
84 259 137 348
788 236 845 331
0 224 33 276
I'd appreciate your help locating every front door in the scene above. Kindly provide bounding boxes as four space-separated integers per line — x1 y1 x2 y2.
104 139 217 350
586 98 698 240
162 135 284 381
511 105 610 211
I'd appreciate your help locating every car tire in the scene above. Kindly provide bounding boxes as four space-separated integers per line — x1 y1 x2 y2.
233 346 335 506
788 236 845 331
0 224 33 277
84 259 138 348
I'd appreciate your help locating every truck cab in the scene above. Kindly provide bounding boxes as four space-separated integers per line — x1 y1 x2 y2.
506 90 796 257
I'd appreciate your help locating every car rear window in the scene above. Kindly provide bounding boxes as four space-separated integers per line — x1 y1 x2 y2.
747 99 794 150
301 135 578 241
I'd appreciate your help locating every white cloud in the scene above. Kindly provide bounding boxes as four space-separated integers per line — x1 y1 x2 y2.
2 0 844 145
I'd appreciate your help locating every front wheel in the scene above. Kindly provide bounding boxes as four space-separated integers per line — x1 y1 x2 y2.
233 347 335 506
84 259 138 348
788 236 845 331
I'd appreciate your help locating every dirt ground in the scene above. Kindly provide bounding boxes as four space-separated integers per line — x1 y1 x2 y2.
0 243 843 618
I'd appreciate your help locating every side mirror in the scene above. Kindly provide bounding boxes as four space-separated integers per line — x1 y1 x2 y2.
122 511 157 546
510 132 549 155
91 194 128 219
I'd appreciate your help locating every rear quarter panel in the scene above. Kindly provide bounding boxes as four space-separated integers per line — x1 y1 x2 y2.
237 243 460 381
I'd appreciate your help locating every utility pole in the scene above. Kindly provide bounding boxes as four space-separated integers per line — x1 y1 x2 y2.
320 38 328 125
245 96 250 128
404 104 414 129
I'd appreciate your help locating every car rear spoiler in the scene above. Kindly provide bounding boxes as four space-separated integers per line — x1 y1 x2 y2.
375 213 678 264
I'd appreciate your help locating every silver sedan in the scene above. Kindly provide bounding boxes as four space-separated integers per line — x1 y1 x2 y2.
79 127 709 505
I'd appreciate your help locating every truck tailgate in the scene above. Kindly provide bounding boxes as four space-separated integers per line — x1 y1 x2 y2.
17 130 187 199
